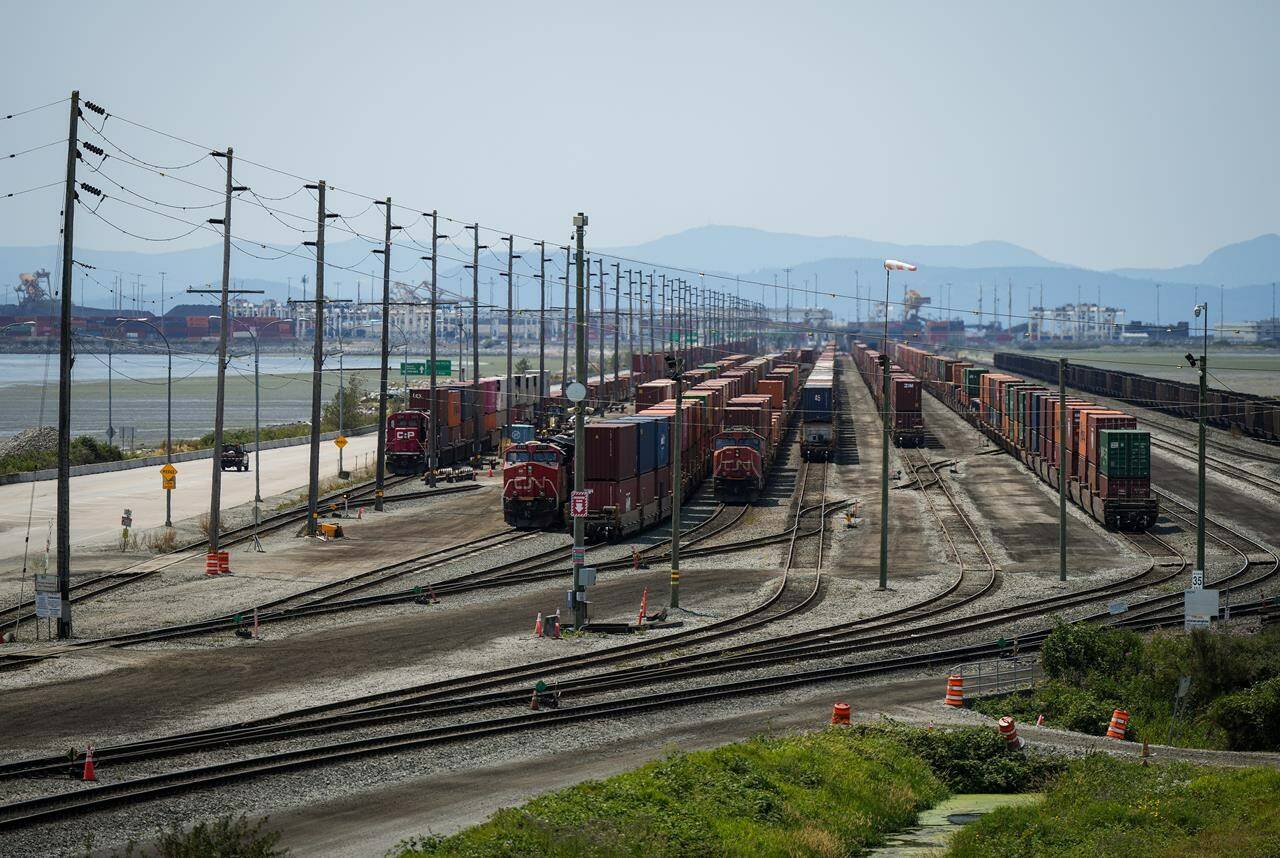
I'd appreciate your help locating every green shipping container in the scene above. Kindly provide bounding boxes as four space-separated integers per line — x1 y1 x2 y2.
1098 429 1151 477
963 367 988 400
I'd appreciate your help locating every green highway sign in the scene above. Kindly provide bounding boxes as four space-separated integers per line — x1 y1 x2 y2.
400 360 452 376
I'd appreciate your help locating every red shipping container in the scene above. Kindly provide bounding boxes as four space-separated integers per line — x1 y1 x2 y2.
586 478 638 513
637 380 676 407
1085 412 1137 465
636 470 656 506
724 406 764 433
756 379 786 410
586 422 638 480
654 466 671 500
1097 474 1151 499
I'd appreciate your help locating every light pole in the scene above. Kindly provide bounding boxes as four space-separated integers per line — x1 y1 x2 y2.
667 352 684 609
880 260 917 591
571 212 588 630
115 318 173 527
1189 303 1209 578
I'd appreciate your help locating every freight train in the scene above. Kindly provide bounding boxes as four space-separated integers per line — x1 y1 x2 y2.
712 356 805 500
502 340 819 539
891 343 1158 531
386 370 633 476
849 341 925 447
800 347 839 461
993 352 1280 444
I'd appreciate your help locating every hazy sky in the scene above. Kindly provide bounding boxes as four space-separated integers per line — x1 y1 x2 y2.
2 0 1276 270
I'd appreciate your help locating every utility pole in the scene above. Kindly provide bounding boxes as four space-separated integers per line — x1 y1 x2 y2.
303 180 330 535
598 258 606 402
572 213 588 629
501 235 517 430
206 146 236 553
1058 357 1067 582
880 260 916 589
627 269 636 398
426 211 440 486
561 245 571 396
612 262 621 392
536 241 547 425
660 274 667 352
648 273 655 356
55 91 79 639
466 224 483 462
669 348 684 609
1193 302 1209 575
372 197 393 511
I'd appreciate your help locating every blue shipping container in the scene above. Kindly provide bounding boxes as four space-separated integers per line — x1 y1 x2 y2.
507 423 535 444
801 384 833 422
617 415 656 475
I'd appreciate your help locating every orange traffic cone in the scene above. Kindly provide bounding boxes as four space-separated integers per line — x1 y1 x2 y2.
488 465 494 477
533 613 544 637
205 552 220 576
82 745 96 782
998 716 1026 750
1106 709 1129 740
944 674 965 707
637 588 649 626
552 617 561 639
830 702 851 725
529 689 539 710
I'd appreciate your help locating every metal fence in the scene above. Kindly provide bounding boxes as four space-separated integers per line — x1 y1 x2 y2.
950 656 1040 698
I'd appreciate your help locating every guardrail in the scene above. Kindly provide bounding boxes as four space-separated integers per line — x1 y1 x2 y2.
950 656 1040 698
0 424 377 486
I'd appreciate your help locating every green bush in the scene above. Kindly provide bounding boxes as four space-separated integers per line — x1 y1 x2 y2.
396 730 946 857
854 723 1064 793
87 813 287 857
0 435 124 475
946 754 1280 857
1207 676 1280 752
1040 619 1140 685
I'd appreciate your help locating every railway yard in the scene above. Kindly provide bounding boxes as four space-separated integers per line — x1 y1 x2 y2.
1 340 1277 855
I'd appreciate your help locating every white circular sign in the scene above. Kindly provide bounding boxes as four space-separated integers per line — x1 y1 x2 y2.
565 382 587 403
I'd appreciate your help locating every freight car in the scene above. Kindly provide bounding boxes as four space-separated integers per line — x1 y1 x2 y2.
993 351 1280 444
849 341 925 447
714 357 805 497
505 342 787 539
894 343 1158 531
800 347 839 461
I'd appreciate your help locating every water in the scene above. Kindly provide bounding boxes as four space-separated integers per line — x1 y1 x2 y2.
0 352 386 386
869 793 1043 856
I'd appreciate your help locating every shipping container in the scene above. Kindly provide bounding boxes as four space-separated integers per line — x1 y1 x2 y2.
586 478 637 513
1098 429 1151 478
585 421 639 480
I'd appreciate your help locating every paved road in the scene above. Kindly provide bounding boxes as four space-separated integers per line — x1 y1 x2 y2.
0 434 380 564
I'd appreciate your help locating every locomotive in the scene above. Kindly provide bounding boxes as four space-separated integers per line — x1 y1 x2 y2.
385 410 431 475
712 428 769 500
501 436 573 528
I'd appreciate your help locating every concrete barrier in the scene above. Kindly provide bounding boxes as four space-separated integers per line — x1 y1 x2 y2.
0 425 376 486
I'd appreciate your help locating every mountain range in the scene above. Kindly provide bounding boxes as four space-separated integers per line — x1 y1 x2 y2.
2 228 1277 325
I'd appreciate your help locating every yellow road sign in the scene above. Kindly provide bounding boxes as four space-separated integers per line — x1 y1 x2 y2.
334 435 348 449
162 476 176 490
160 463 177 478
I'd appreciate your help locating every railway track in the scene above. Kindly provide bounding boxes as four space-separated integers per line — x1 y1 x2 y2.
0 473 442 631
1150 435 1280 496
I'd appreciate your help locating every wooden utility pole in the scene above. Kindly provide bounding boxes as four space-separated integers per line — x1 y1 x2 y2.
304 181 328 535
561 245 571 396
427 211 440 486
572 213 588 629
466 224 482 460
648 273 655 356
207 146 235 552
598 258 606 403
502 235 516 430
626 269 635 399
612 262 621 392
55 91 79 639
373 197 393 511
536 241 547 425
1058 357 1068 582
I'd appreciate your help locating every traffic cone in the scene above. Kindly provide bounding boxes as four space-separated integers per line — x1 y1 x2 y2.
1036 713 1045 727
830 702 851 725
488 465 494 477
944 674 965 707
82 745 96 782
529 689 539 710
533 613 544 637
997 716 1026 750
358 507 365 520
205 552 220 576
552 617 561 639
1106 709 1129 740
218 550 231 575
637 588 649 626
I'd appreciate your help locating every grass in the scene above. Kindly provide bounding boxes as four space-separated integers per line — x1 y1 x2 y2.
394 725 1066 857
971 622 1280 751
946 754 1280 857
395 729 947 857
0 434 123 475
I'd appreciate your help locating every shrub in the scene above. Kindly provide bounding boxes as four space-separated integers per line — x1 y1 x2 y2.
86 813 287 857
1040 619 1140 684
1207 676 1280 752
858 724 1064 793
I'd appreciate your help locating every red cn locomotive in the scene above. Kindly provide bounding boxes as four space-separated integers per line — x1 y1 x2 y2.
712 429 768 500
502 437 572 528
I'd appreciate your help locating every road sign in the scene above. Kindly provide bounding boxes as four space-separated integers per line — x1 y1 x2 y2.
35 591 60 619
570 490 589 518
571 546 585 566
34 574 57 593
1191 569 1204 590
121 508 133 528
565 382 587 403
160 463 177 478
1184 587 1218 631
334 435 348 449
162 475 176 490
400 360 451 376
